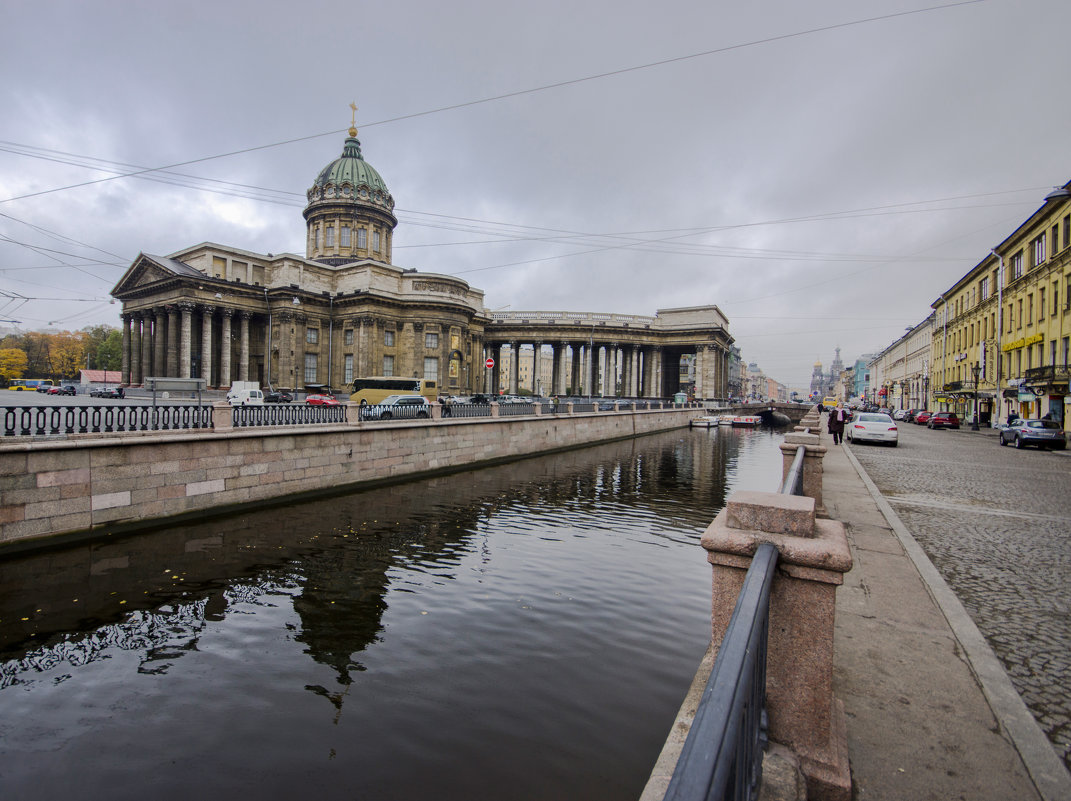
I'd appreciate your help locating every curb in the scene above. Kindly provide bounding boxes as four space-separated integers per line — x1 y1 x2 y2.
841 443 1071 801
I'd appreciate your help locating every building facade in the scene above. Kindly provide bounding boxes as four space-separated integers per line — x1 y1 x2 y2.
111 119 734 399
931 183 1071 425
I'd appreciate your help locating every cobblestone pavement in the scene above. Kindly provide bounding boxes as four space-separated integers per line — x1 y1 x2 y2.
848 421 1071 772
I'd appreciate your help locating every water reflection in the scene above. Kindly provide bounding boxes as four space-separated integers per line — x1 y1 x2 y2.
0 426 785 801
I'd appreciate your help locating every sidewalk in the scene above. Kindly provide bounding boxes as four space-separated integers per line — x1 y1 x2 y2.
822 435 1071 801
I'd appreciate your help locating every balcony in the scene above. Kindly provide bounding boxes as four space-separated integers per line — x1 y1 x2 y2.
1023 365 1071 387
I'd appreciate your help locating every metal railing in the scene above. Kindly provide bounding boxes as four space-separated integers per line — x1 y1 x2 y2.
663 542 778 801
2 405 212 437
442 402 493 418
498 402 536 416
233 403 348 427
665 445 807 800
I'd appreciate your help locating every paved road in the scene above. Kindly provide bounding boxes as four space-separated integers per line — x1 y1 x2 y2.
847 420 1071 771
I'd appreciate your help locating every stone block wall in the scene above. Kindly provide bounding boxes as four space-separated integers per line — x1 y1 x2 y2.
0 408 694 549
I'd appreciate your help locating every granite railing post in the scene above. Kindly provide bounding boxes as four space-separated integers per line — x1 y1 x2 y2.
701 490 853 801
211 401 233 430
780 432 828 517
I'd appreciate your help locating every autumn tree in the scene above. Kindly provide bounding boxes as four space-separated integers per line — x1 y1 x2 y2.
0 348 28 383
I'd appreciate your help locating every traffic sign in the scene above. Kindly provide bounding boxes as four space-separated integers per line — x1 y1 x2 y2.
485 358 495 369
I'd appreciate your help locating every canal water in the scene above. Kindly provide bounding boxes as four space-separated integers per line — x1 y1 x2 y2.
0 426 787 801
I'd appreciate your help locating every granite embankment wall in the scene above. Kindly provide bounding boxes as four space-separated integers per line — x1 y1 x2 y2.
0 408 695 551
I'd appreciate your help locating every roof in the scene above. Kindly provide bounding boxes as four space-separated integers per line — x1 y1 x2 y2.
306 135 394 212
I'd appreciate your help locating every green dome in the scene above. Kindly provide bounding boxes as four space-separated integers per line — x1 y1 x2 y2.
306 135 394 211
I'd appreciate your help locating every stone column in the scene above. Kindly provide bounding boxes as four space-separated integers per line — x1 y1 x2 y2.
631 346 641 396
570 344 581 395
608 343 619 396
589 344 600 396
701 490 852 800
121 313 131 385
531 341 542 395
131 314 143 385
165 306 179 377
694 345 705 399
219 309 233 387
201 306 214 386
154 309 168 377
179 303 194 379
239 312 251 382
141 313 153 382
509 341 520 395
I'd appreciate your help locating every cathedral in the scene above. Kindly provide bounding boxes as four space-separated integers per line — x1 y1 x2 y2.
809 347 844 399
110 113 734 399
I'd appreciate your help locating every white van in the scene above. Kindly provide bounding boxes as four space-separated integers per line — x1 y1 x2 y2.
226 383 264 406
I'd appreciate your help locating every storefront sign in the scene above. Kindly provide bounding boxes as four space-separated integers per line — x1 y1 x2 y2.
1002 333 1044 352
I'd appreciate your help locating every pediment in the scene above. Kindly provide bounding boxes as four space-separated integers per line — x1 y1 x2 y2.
112 254 198 297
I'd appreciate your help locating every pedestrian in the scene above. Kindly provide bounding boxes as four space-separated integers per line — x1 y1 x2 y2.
439 396 452 418
828 401 848 445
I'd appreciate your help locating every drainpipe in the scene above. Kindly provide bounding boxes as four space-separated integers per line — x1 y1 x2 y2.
991 249 1004 425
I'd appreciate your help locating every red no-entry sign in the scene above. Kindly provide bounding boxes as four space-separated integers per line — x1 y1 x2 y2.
485 358 495 369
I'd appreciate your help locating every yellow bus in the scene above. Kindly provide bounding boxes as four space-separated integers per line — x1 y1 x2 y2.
6 379 51 391
349 377 437 405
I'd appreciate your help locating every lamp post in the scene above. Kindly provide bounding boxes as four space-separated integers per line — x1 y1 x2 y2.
899 380 907 411
971 364 981 431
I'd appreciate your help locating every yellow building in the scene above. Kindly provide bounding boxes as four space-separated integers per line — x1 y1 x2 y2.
932 182 1071 426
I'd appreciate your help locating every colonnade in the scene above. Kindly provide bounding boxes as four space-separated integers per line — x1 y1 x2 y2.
481 339 729 399
120 306 253 387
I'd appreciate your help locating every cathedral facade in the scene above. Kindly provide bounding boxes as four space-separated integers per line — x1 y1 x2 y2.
111 117 734 399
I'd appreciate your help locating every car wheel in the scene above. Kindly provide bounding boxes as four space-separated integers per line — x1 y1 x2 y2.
999 435 1007 446
1014 435 1024 449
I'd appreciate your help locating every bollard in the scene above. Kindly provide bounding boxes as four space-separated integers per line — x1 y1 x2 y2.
701 490 852 801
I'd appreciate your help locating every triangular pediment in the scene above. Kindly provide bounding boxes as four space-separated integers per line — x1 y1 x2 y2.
111 253 200 297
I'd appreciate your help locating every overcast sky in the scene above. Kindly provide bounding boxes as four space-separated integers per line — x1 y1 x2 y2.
2 0 1068 390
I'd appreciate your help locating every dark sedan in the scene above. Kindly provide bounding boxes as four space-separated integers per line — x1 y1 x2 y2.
999 419 1067 450
265 390 293 403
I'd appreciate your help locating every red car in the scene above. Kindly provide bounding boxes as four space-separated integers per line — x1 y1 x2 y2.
305 394 340 406
914 411 933 425
928 412 960 430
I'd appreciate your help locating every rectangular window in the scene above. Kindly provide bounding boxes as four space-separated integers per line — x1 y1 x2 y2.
1053 225 1060 258
1040 288 1046 320
306 327 318 344
1011 252 1023 280
373 230 381 252
425 332 439 349
384 330 395 347
1032 234 1046 267
1063 337 1070 367
1054 281 1061 315
1027 294 1034 325
304 353 318 384
325 226 335 247
1063 215 1070 250
344 354 354 384
314 228 321 249
1037 342 1044 369
344 329 354 346
1016 349 1022 375
383 355 394 376
423 356 439 381
341 226 351 247
357 228 367 249
980 276 989 300
1017 299 1023 329
1050 340 1057 367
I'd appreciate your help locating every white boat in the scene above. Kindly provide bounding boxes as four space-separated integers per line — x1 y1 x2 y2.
731 415 762 427
690 416 722 428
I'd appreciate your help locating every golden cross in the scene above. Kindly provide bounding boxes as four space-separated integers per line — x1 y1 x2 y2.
349 102 358 127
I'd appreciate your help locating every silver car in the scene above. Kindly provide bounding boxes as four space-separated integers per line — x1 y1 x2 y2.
998 419 1066 450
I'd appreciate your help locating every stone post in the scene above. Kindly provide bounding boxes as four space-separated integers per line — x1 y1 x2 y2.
121 313 131 385
211 401 233 430
780 431 828 518
701 491 852 801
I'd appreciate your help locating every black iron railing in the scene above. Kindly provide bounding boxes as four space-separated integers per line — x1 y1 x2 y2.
2 405 212 437
233 403 348 427
663 542 779 801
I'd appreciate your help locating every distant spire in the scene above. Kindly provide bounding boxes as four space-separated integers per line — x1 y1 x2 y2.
348 101 358 137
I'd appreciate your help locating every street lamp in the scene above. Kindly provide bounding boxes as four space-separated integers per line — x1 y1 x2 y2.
970 364 981 431
899 380 907 410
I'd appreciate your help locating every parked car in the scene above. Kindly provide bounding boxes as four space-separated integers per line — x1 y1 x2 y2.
892 409 908 421
914 411 933 425
306 393 340 406
928 412 960 430
89 387 122 399
35 381 54 393
846 412 898 446
264 390 293 403
48 385 77 396
998 419 1067 450
359 394 429 420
